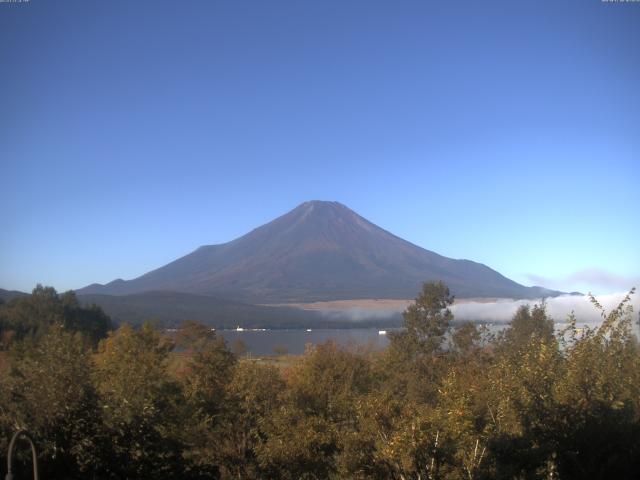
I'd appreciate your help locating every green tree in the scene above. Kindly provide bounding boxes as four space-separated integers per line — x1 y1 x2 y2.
175 321 236 477
390 281 454 358
500 303 554 353
217 360 285 479
94 323 184 478
59 290 112 345
385 281 454 403
0 285 111 349
0 325 103 479
450 322 483 357
550 289 640 479
0 285 63 345
258 341 376 479
484 303 563 478
349 391 443 480
0 281 638 479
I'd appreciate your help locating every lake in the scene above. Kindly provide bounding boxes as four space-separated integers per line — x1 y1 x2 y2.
217 328 393 356
216 321 621 356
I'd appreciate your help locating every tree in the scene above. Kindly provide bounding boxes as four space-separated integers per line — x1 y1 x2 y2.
500 303 554 352
451 322 483 357
386 281 454 402
550 289 640 479
0 285 111 349
217 361 285 479
175 321 236 477
93 323 185 478
349 391 443 480
391 281 454 358
1 281 638 478
1 325 103 479
258 341 376 479
0 285 63 345
59 291 112 345
176 321 236 418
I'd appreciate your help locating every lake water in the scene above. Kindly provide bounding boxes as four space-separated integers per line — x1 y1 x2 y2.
217 328 393 356
216 321 623 356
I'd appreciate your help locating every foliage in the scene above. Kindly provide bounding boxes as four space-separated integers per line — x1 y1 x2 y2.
0 285 111 348
257 341 376 479
390 281 454 359
219 361 285 479
0 325 102 479
0 282 639 479
93 322 185 478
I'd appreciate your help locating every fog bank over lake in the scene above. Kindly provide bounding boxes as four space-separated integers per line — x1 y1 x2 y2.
219 292 639 356
309 291 639 325
450 291 639 323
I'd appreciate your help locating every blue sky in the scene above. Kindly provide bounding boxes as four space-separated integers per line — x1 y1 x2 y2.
1 0 639 295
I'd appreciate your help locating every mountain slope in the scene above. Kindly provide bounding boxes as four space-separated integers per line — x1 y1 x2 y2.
78 201 560 302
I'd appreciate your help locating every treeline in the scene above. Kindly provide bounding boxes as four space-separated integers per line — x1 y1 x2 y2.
0 285 112 348
0 283 639 479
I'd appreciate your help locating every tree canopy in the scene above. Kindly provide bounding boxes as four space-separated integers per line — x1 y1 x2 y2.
1 282 639 479
0 285 112 348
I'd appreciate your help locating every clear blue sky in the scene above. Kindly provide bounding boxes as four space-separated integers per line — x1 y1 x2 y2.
1 0 638 295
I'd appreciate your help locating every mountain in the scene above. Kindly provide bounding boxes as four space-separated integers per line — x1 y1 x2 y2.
78 201 561 302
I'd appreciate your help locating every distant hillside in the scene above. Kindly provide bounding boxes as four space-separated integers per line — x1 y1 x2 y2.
77 291 401 329
77 291 305 328
0 288 29 302
79 201 562 302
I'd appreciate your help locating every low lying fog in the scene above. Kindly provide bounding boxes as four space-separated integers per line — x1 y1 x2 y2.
323 291 639 326
452 291 639 324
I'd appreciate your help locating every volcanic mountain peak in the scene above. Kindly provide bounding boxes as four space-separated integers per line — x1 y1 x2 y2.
241 200 377 242
78 201 561 302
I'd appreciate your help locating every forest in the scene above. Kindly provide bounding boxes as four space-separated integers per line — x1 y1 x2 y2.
0 282 638 479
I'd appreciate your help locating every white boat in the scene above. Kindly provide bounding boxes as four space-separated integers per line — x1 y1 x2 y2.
378 330 387 335
306 329 312 332
235 326 245 332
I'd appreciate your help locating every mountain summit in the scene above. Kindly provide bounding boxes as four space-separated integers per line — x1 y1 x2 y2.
78 201 559 302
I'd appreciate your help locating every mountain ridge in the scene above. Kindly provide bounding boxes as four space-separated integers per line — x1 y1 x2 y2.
77 201 562 302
